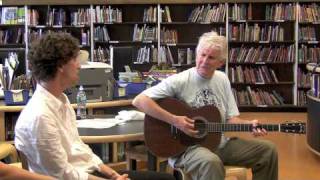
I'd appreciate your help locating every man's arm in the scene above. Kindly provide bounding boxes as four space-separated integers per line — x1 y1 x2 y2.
97 164 128 180
228 116 267 136
0 162 54 180
133 94 198 137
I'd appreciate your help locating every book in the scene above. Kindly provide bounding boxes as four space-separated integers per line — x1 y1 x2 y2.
177 48 186 65
164 6 172 23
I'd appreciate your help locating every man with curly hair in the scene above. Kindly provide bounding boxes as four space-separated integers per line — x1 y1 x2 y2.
14 32 175 180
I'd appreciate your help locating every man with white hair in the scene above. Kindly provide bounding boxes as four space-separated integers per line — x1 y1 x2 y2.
133 31 278 180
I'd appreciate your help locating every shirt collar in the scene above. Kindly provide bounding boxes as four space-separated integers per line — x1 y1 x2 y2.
193 67 212 81
36 84 66 109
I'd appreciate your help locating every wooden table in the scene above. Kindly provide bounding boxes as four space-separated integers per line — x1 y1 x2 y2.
78 120 159 171
79 120 145 166
0 100 132 141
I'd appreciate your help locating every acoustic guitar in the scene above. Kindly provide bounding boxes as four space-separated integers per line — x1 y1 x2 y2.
144 98 306 158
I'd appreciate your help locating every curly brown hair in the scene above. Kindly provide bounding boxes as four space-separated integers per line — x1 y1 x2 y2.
28 32 80 81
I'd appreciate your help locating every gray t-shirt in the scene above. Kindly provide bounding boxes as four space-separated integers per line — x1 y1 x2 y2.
143 67 239 122
142 67 240 166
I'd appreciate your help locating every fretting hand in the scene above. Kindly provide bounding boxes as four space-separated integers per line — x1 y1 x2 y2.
251 119 267 137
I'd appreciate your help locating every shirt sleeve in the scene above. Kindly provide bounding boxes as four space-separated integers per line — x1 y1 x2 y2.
34 114 90 180
142 73 182 99
77 141 103 167
70 109 104 169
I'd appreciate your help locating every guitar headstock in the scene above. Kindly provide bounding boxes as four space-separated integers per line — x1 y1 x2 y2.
280 122 306 134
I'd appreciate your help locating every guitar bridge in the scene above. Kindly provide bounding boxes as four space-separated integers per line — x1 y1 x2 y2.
171 125 178 139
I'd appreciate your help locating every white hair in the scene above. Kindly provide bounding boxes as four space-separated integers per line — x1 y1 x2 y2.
196 31 227 62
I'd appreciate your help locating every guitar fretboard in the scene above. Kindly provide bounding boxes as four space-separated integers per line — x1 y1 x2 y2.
198 123 280 132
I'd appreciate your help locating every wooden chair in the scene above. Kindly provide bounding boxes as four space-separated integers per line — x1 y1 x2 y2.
125 144 168 171
126 144 247 180
0 142 24 168
173 166 247 180
16 150 29 170
0 142 18 163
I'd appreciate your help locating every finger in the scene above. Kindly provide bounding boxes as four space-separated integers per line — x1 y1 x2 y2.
261 128 267 135
183 118 195 129
185 121 195 129
185 118 195 125
184 128 198 137
251 132 258 137
258 128 267 136
252 127 257 133
251 128 259 137
257 128 262 133
257 128 264 136
189 129 199 136
252 130 258 136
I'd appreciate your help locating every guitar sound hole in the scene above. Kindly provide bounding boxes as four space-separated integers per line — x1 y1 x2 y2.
194 118 207 138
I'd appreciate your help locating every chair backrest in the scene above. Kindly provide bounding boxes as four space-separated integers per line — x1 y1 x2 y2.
17 150 29 170
0 143 18 163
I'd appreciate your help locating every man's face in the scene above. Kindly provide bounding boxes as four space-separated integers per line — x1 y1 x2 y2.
195 46 225 78
61 53 81 88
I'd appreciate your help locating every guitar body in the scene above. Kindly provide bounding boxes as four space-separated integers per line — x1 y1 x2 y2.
144 98 222 158
144 98 306 157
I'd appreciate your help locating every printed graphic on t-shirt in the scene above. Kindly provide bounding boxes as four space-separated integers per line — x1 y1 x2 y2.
191 88 222 109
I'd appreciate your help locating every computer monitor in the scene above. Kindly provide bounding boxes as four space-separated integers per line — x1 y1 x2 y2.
111 46 133 80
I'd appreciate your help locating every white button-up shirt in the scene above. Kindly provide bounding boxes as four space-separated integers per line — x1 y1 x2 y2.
15 85 103 180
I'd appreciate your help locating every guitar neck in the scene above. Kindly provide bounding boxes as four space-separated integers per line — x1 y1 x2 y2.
206 123 280 132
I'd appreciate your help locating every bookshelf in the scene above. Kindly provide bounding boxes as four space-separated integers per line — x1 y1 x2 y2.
297 2 320 107
228 2 296 109
93 4 158 75
159 3 226 71
1 1 320 111
0 6 26 75
26 5 91 61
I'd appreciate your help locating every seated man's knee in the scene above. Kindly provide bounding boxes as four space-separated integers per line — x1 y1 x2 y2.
262 140 277 154
259 140 278 163
199 153 224 172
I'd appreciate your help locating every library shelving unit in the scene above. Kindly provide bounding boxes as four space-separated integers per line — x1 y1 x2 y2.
297 2 320 107
93 4 159 79
227 2 296 110
27 5 91 58
159 3 226 72
0 6 26 76
2 0 320 110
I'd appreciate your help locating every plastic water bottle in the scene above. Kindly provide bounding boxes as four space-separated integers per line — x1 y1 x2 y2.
76 85 87 119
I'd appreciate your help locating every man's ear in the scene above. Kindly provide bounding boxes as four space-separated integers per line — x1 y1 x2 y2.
58 66 64 73
218 60 225 67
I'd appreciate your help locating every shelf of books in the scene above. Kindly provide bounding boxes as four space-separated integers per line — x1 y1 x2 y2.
228 2 296 109
297 2 320 107
93 5 158 71
3 1 320 111
159 3 226 71
27 5 91 58
0 6 26 76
